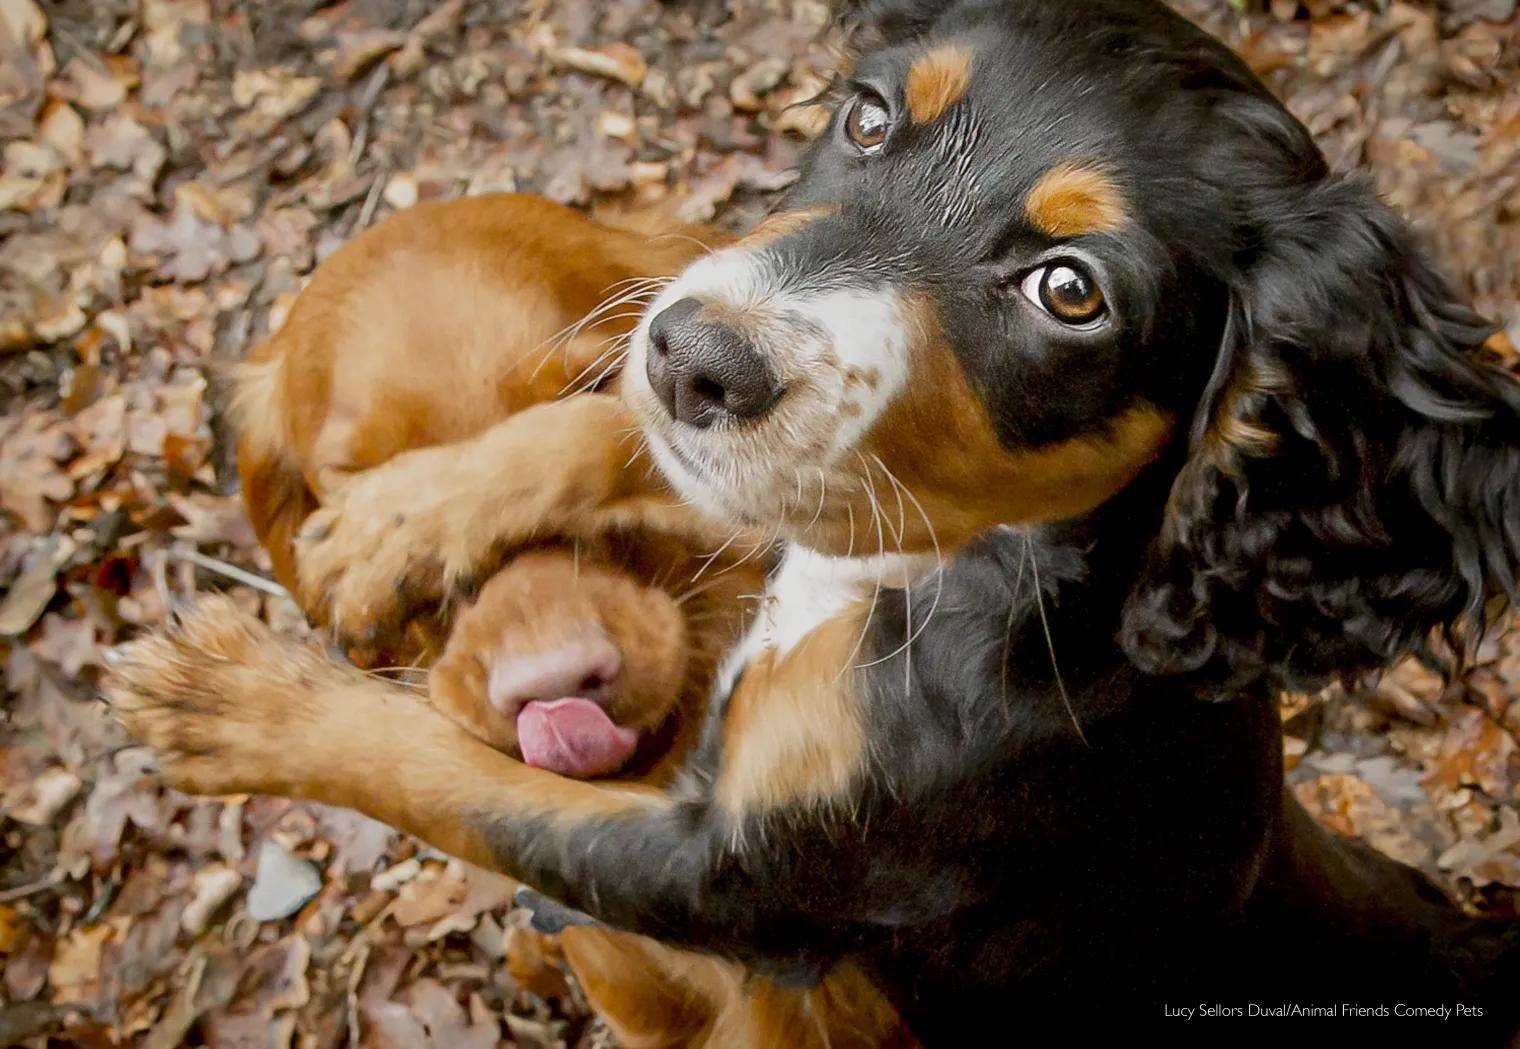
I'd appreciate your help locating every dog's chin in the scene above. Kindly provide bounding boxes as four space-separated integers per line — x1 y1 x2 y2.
643 428 746 522
644 425 808 529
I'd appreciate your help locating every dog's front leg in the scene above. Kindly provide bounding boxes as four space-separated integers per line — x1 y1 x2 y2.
106 596 869 965
292 393 734 653
107 596 693 907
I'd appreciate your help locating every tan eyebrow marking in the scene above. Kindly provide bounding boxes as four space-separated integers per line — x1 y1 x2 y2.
904 44 974 124
1024 163 1128 238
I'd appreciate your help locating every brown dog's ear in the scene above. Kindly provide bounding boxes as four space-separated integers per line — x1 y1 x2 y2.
1122 173 1520 696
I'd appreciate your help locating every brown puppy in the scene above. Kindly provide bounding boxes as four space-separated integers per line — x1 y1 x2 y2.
230 193 907 1047
235 194 743 773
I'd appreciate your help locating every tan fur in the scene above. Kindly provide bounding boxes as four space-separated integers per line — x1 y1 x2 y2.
716 607 868 816
734 206 840 251
1201 357 1282 470
904 44 974 124
1024 163 1128 239
803 298 1173 555
230 357 315 590
560 939 910 1049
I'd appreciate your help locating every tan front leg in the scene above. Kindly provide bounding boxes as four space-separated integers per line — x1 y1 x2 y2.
292 393 725 650
106 596 664 873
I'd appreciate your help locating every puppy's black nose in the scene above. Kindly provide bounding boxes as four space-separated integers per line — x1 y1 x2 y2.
645 297 783 429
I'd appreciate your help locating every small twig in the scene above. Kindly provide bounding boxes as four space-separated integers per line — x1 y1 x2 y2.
0 875 60 902
164 549 288 598
346 940 370 1048
354 170 388 234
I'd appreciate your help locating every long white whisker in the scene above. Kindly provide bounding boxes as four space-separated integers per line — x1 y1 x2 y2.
619 426 650 469
1026 533 1087 746
528 290 645 378
562 340 627 391
691 529 743 582
855 455 945 681
715 528 779 578
556 299 668 393
807 465 828 534
646 231 720 257
603 274 675 292
564 341 631 396
527 277 671 380
1000 536 1033 703
845 455 889 675
671 576 730 607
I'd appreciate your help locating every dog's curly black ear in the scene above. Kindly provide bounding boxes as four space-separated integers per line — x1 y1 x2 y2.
1122 173 1520 696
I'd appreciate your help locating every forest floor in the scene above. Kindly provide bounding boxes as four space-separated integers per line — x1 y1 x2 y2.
1 1 1518 1045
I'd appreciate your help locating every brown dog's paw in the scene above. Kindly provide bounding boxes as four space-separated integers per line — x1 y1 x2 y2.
294 456 467 653
294 395 677 653
104 596 336 797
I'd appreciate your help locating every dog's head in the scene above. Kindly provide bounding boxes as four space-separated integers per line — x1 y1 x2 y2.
623 0 1520 692
429 531 763 778
429 548 691 777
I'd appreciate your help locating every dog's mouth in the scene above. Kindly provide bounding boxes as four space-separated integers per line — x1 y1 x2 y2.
484 629 645 778
515 697 639 779
640 426 761 525
647 430 716 493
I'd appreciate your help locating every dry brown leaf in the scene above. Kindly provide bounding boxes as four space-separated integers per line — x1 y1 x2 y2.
552 43 648 88
48 923 114 1006
6 766 82 826
0 534 75 635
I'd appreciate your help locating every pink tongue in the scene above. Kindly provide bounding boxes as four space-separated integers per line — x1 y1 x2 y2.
517 698 639 779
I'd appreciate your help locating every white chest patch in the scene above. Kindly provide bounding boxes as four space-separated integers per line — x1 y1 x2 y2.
714 545 937 697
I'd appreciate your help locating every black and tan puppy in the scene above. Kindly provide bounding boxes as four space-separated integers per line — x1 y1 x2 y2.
110 1 1520 1044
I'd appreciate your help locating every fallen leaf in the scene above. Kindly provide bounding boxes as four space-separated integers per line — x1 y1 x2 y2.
0 0 46 46
6 765 82 825
0 534 75 635
729 57 789 112
552 44 647 88
231 68 322 130
48 923 113 1006
246 841 323 922
182 865 242 935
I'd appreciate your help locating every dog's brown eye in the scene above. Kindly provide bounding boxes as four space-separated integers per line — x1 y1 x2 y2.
1020 262 1107 327
844 93 890 151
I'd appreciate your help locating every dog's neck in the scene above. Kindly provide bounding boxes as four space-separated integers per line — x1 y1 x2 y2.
712 546 937 695
760 546 937 653
711 454 1179 703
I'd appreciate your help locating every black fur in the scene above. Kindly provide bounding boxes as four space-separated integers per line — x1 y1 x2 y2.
1123 168 1520 697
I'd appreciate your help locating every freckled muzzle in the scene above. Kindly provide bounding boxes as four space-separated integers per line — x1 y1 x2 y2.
623 232 912 537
